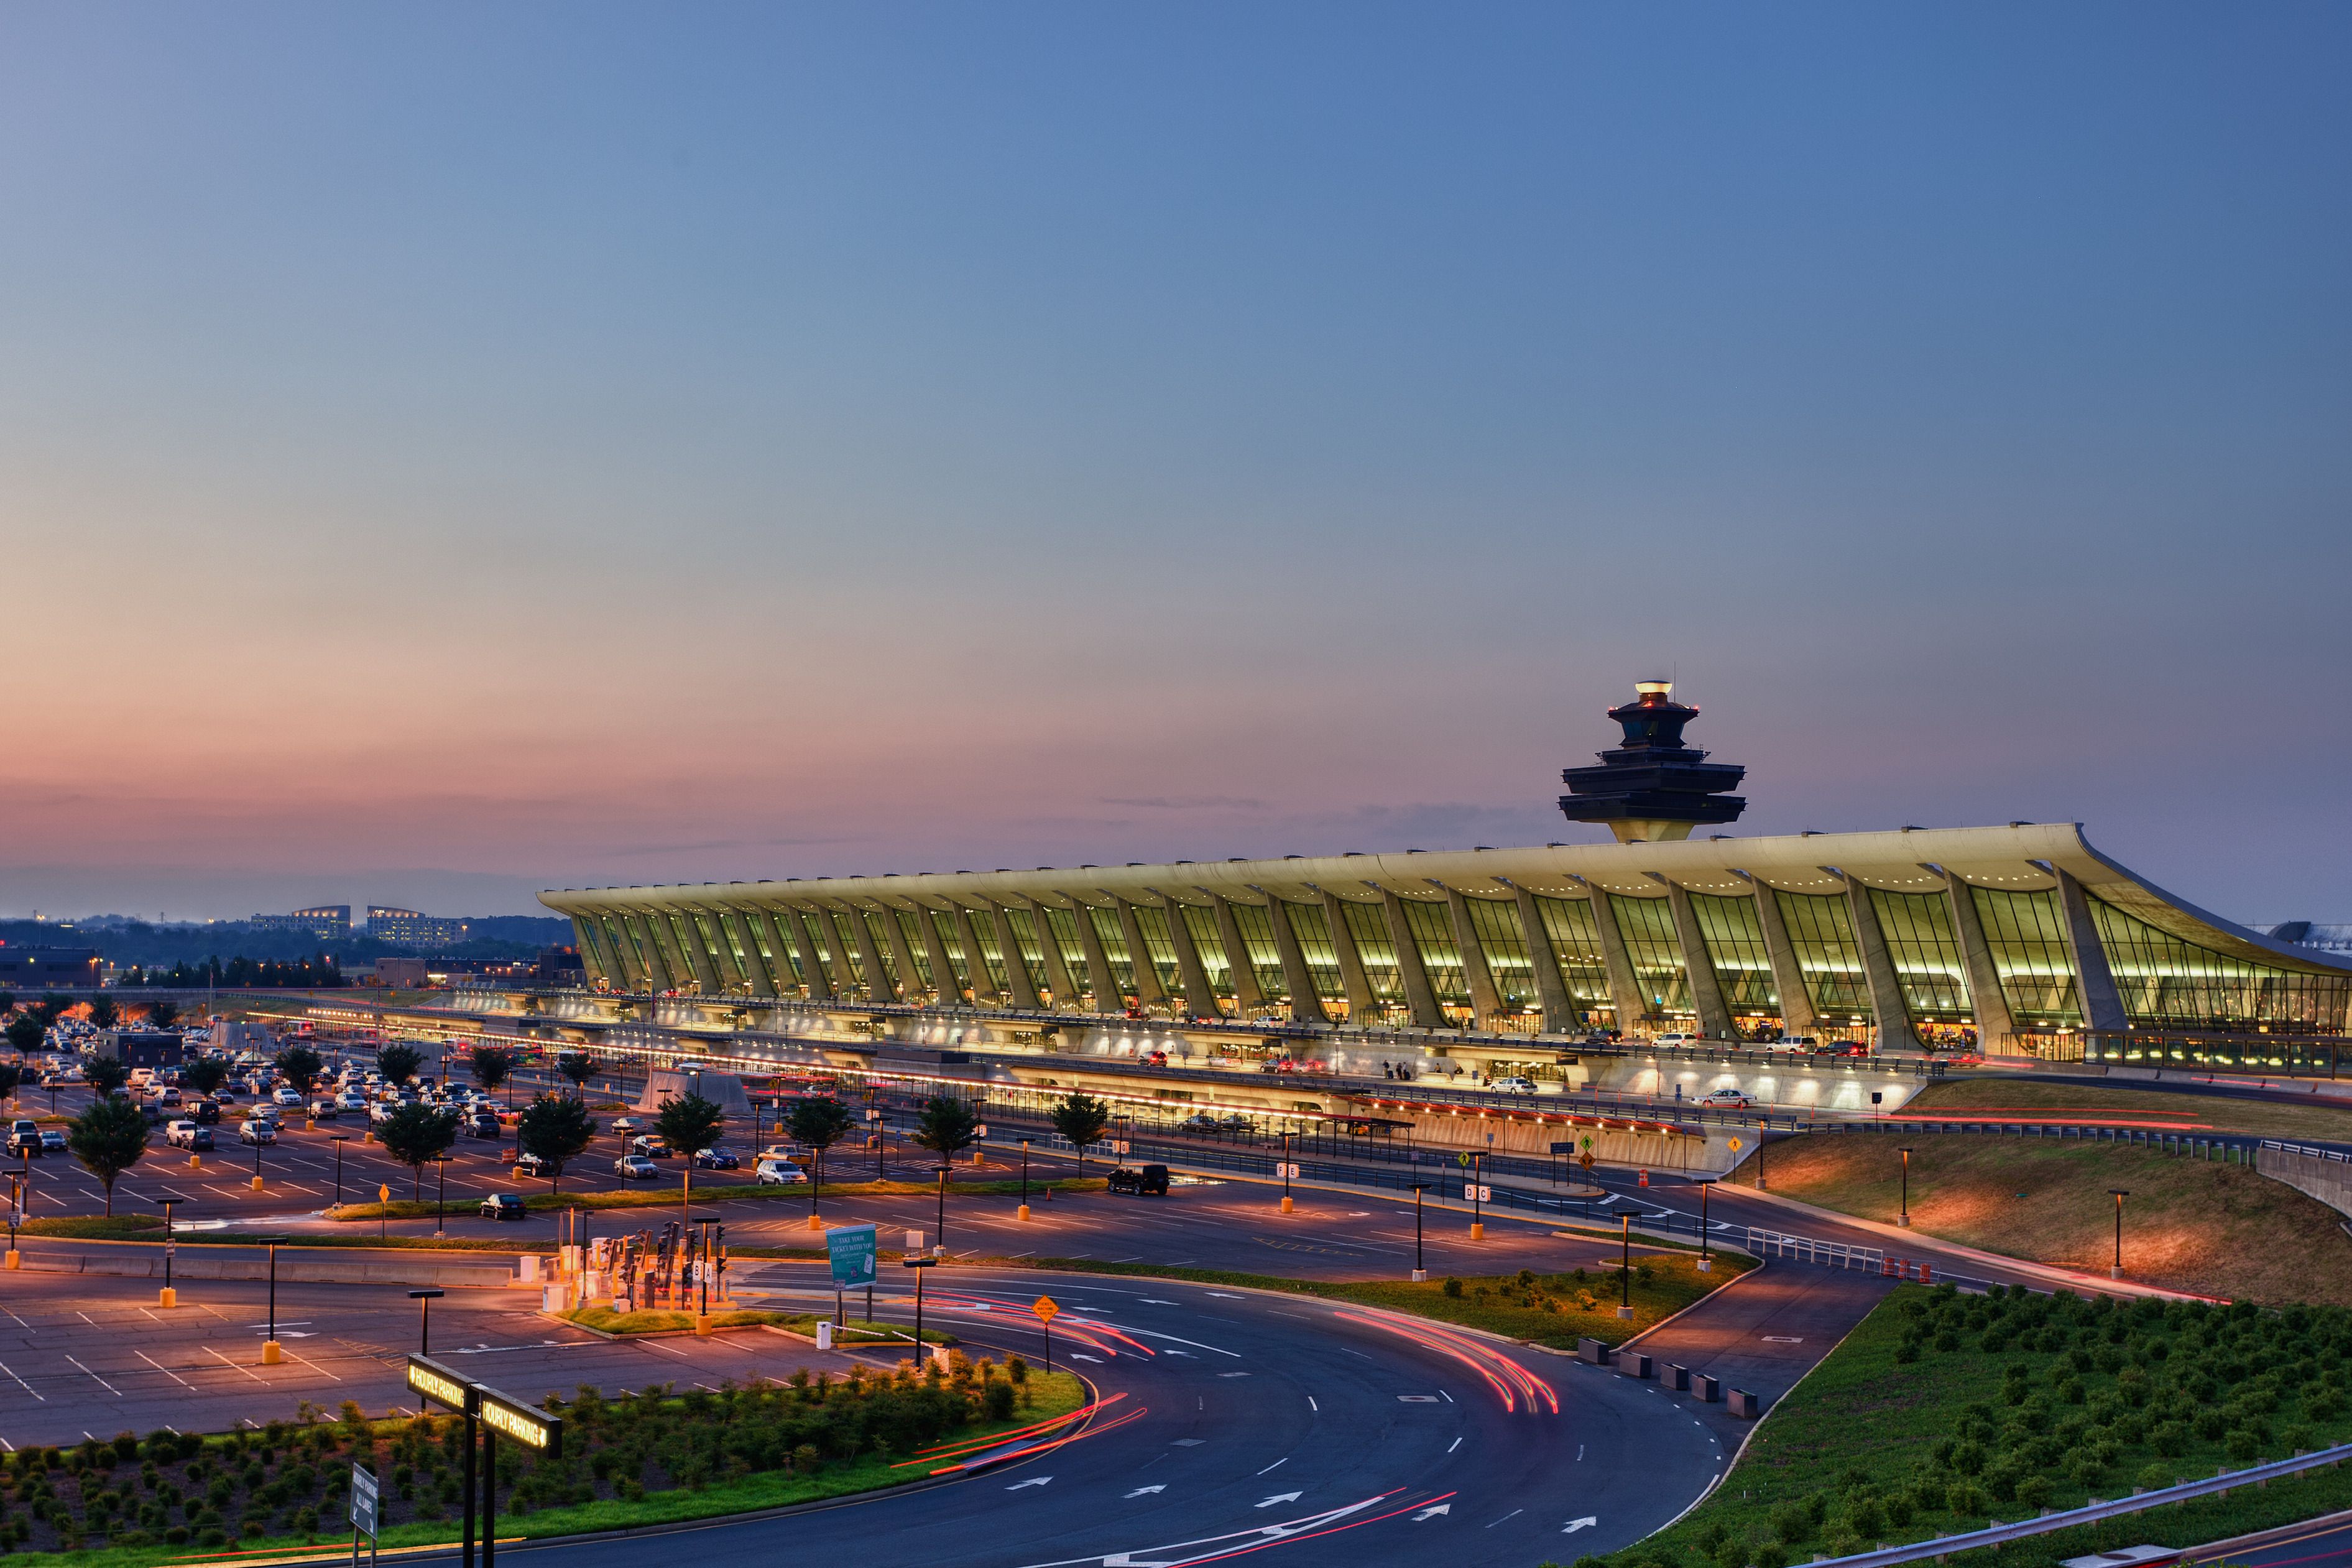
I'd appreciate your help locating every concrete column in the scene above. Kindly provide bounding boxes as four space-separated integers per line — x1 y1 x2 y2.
1030 900 1081 1009
986 905 1042 1010
950 906 998 1004
1208 895 1265 1013
755 910 809 997
2055 869 2129 1032
785 910 833 1002
689 909 745 992
1943 875 2017 1054
880 906 931 1004
642 912 696 993
917 906 963 1003
1318 891 1377 1022
1114 898 1168 1007
578 917 625 989
1747 881 1817 1037
1510 885 1577 1035
1664 882 1736 1040
1266 898 1329 1025
849 909 898 1003
1161 897 1220 1019
1378 888 1446 1029
1442 888 1505 1027
818 911 860 996
1580 884 1651 1032
1074 899 1123 1012
1843 879 1917 1050
719 912 777 997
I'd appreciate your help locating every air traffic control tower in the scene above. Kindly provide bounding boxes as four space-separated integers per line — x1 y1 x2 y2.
1559 680 1748 842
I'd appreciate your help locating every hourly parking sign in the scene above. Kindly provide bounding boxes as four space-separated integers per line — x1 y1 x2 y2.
827 1223 878 1289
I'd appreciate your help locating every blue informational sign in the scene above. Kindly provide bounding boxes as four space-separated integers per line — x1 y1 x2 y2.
827 1223 878 1289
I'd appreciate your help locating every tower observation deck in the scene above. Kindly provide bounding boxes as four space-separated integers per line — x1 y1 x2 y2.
1559 680 1746 842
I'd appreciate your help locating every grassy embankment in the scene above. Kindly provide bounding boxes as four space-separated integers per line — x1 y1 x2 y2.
1907 1076 2352 1143
1583 1286 2352 1568
0 1367 1088 1566
1728 1132 2352 1306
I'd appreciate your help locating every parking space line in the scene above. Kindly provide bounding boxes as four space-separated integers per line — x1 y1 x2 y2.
65 1357 121 1396
0 1360 44 1400
136 1352 196 1389
200 1347 267 1384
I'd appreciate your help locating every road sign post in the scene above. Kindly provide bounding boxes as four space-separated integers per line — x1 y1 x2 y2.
348 1464 378 1568
826 1222 877 1329
1033 1294 1058 1373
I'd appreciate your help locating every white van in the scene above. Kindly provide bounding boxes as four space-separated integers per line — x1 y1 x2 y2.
1653 1032 1699 1048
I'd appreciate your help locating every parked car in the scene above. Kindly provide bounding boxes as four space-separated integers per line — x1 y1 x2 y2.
7 1121 41 1158
1179 1114 1220 1133
166 1120 214 1150
155 1087 183 1107
612 1154 660 1180
1490 1076 1539 1095
1653 1032 1699 1048
1107 1163 1169 1196
512 1152 553 1178
629 1135 672 1159
756 1143 802 1163
611 1117 645 1137
272 1087 304 1107
190 1099 223 1125
478 1192 527 1222
309 1099 339 1120
693 1147 739 1170
754 1158 808 1185
336 1092 367 1112
239 1119 278 1146
1700 1087 1752 1109
39 1130 67 1155
466 1110 500 1138
1769 1036 1819 1053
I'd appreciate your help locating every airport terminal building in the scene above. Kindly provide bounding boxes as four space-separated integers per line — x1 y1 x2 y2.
539 688 2352 1069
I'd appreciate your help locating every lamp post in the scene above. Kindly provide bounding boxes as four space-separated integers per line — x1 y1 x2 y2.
1412 1185 1426 1283
329 1135 349 1208
1698 1179 1713 1273
1618 1211 1634 1319
903 1255 936 1359
1898 1147 1914 1227
931 1164 951 1258
1018 1138 1032 1222
1469 1151 1485 1241
874 1109 885 1181
251 1118 267 1191
5 1168 22 1270
1280 1131 1294 1215
155 1194 183 1307
434 1156 450 1238
2108 1188 2129 1279
259 1235 287 1363
410 1287 444 1352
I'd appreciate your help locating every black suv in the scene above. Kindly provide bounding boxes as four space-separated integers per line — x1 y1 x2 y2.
1107 1163 1170 1196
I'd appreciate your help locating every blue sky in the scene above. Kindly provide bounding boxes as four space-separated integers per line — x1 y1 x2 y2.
1 4 2346 921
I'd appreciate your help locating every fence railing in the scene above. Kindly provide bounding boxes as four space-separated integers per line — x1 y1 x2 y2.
1743 1228 1883 1273
1798 1442 2352 1568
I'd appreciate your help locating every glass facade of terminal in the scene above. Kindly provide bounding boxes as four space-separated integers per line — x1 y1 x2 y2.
560 855 2351 1056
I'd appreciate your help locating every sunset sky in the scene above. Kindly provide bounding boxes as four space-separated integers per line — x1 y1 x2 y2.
2 4 2347 923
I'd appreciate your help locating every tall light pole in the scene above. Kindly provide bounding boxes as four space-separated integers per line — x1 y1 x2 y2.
328 1135 349 1208
433 1156 450 1238
1280 1131 1295 1215
410 1287 444 1352
903 1255 936 1358
934 1166 951 1256
1618 1211 1634 1319
2108 1188 2129 1279
5 1169 22 1271
1018 1138 1032 1222
1469 1151 1486 1241
1412 1185 1426 1283
155 1194 183 1308
260 1235 287 1363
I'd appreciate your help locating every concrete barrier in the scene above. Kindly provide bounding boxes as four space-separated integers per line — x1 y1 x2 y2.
1695 1372 1722 1403
1621 1350 1654 1379
1727 1387 1761 1418
1577 1337 1613 1365
1664 1362 1691 1391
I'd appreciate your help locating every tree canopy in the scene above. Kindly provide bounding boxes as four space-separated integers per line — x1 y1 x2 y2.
182 1056 228 1097
912 1095 980 1162
654 1092 726 1158
376 1043 425 1087
144 998 180 1030
1051 1092 1112 1168
0 1061 20 1106
555 1051 599 1092
786 1095 857 1189
466 1045 520 1099
377 1104 459 1197
86 995 120 1030
3 1015 42 1054
67 1098 149 1215
517 1092 597 1196
83 1056 132 1098
274 1044 325 1092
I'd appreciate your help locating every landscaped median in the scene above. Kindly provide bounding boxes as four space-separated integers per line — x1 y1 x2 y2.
0 1359 1088 1563
1577 1284 2352 1568
555 1304 955 1344
324 1174 1105 1222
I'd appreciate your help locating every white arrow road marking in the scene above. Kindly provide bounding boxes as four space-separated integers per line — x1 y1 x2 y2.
1563 1516 1598 1533
1138 1299 1177 1304
1122 1327 1239 1357
1017 1493 1388 1568
1125 1485 1166 1498
1413 1504 1451 1521
1257 1492 1303 1508
1762 1335 1804 1344
1007 1476 1053 1490
1207 1292 1245 1298
1069 1353 1106 1363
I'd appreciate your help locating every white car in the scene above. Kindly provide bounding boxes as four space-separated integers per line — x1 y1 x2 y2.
1490 1076 1539 1095
1700 1087 1752 1109
165 1120 210 1150
612 1155 660 1180
272 1087 304 1107
757 1143 803 1163
611 1117 645 1137
337 1092 367 1112
239 1119 278 1146
754 1158 808 1186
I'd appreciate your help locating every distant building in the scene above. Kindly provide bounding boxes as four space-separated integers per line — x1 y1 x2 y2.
367 907 471 948
367 957 431 987
0 946 102 989
533 946 586 986
214 1022 275 1059
97 1029 185 1069
250 906 353 939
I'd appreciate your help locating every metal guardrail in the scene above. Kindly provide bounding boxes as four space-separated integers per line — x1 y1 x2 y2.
1744 1228 1883 1273
2264 1137 2352 1163
1800 1442 2352 1568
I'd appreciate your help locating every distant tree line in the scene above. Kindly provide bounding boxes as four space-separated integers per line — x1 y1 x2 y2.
120 954 349 989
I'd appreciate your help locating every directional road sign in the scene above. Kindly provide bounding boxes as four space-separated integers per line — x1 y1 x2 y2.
1032 1295 1059 1324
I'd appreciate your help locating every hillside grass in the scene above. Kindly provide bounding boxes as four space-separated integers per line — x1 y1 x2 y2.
1911 1076 2352 1144
1730 1132 2352 1305
1592 1286 2352 1568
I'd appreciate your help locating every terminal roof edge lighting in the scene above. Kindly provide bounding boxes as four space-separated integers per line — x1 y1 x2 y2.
538 821 2352 1053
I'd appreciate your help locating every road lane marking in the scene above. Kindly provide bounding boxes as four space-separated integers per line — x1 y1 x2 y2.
66 1356 121 1395
1257 1457 1287 1476
0 1360 45 1400
1447 1437 1462 1452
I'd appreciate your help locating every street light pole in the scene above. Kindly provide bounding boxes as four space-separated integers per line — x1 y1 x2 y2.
155 1195 182 1307
1281 1132 1294 1215
2108 1188 2129 1279
330 1135 349 1208
410 1287 444 1352
1412 1185 1426 1283
1470 1152 1485 1241
261 1235 287 1363
435 1157 448 1238
1898 1147 1913 1227
903 1255 936 1359
935 1165 949 1257
1698 1179 1713 1272
1018 1138 1031 1222
1618 1211 1634 1319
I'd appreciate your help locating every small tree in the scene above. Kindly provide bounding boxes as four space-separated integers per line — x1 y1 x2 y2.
4 1015 42 1055
0 989 14 1016
182 1057 228 1098
377 1104 459 1200
145 998 180 1030
555 1051 599 1095
517 1092 597 1197
0 1061 20 1109
68 1098 150 1216
376 1043 424 1087
912 1095 980 1163
786 1095 856 1194
274 1044 325 1095
466 1045 520 1105
1051 1092 1111 1176
86 995 121 1030
653 1092 726 1216
84 1056 132 1099
33 994 71 1028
